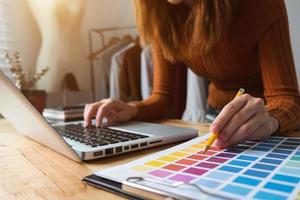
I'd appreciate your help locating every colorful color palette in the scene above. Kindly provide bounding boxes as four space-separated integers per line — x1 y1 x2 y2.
97 135 300 200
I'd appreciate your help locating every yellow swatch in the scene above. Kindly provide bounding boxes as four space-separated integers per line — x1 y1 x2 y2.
180 148 199 153
191 144 206 149
158 156 178 162
145 160 167 167
169 151 189 158
131 165 153 172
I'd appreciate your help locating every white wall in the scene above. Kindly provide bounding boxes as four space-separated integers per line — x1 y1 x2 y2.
285 0 300 87
81 0 136 55
11 0 41 74
10 0 135 79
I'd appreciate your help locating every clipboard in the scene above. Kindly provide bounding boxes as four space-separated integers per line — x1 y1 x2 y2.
82 174 236 200
82 174 145 200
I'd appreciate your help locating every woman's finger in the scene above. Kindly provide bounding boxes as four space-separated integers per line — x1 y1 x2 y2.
95 100 120 127
246 120 274 141
218 100 259 143
211 94 249 133
84 102 102 127
221 113 266 148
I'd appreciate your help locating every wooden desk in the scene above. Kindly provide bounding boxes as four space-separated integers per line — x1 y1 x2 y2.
1 118 299 200
0 119 210 200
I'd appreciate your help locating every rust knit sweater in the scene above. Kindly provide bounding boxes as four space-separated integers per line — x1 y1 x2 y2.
133 0 300 133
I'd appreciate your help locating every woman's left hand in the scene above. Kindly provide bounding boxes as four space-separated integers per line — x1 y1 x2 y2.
211 94 279 148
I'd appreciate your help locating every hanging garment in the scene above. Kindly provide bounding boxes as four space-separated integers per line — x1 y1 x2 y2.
93 41 129 101
109 43 136 99
119 44 142 102
172 63 187 118
140 46 153 100
182 68 208 122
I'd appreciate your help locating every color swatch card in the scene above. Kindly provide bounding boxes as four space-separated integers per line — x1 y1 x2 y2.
94 135 300 200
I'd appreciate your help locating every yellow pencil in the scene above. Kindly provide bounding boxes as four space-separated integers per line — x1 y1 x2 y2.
202 88 245 153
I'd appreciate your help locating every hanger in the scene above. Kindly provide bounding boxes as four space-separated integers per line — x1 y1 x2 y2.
87 36 121 60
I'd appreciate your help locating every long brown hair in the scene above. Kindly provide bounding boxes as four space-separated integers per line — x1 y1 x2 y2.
134 0 239 62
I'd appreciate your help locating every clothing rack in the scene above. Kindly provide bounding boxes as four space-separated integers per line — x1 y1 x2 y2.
88 26 137 101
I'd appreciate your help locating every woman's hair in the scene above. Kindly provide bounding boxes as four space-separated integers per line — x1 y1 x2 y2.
134 0 240 62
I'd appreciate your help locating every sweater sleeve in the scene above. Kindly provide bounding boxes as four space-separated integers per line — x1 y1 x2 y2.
259 3 300 133
131 46 176 121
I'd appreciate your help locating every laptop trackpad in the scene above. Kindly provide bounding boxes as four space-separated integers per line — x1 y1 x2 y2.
109 122 189 137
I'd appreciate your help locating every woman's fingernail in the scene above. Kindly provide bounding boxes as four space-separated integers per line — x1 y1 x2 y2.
102 117 108 126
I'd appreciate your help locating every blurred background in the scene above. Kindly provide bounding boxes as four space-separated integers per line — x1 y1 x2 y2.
0 0 299 121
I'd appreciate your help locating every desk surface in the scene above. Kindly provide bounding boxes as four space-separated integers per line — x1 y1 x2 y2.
0 119 299 200
0 119 211 200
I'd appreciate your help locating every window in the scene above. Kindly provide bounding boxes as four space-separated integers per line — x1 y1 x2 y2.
0 0 13 76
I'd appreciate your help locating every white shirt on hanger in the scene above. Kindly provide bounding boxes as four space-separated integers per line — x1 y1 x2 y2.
182 68 207 122
109 42 136 99
140 46 153 100
93 41 130 100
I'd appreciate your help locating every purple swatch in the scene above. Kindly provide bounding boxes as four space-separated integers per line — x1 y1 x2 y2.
216 153 236 158
149 169 172 177
184 167 208 176
196 162 219 169
169 174 196 183
207 157 228 163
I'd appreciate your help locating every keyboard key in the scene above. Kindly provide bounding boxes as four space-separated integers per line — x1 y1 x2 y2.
54 124 148 147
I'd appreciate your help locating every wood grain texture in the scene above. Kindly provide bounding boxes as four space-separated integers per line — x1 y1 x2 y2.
0 118 298 200
0 119 209 200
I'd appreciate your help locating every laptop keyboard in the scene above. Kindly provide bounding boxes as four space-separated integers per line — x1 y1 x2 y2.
53 123 149 148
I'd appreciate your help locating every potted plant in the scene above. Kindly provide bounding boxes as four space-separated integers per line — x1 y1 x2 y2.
4 51 49 113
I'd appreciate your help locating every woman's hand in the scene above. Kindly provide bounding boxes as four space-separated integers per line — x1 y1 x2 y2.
211 94 279 148
84 99 138 127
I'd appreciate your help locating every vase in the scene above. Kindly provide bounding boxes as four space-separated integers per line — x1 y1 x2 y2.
21 90 47 113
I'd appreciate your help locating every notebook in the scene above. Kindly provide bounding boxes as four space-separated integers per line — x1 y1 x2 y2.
83 134 300 200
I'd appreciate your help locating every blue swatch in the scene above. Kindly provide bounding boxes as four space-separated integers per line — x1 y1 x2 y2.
296 151 300 156
272 174 300 184
259 158 282 165
228 160 251 167
194 178 222 188
218 165 243 173
236 155 258 161
272 149 293 155
244 169 270 178
225 149 244 154
206 171 233 181
251 147 271 152
222 184 251 196
233 176 261 186
282 141 299 146
252 163 276 171
266 153 288 159
286 138 300 143
257 143 276 148
280 167 300 177
264 182 294 193
262 139 281 144
254 191 287 200
277 145 297 150
244 150 266 156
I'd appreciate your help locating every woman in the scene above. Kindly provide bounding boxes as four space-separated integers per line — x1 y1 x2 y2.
84 0 300 148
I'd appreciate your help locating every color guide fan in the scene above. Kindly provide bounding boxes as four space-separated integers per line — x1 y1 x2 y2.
94 135 300 200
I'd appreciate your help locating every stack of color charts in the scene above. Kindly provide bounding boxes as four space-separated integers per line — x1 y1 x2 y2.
94 135 300 200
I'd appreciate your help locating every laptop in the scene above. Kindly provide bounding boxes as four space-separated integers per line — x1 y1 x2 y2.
0 70 198 161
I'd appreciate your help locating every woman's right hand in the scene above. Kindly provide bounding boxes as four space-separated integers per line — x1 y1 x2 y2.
84 99 138 127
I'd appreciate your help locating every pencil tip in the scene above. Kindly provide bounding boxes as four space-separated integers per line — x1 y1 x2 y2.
201 146 208 154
